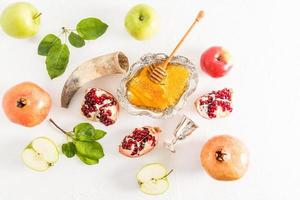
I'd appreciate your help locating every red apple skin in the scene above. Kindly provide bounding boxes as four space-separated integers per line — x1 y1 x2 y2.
2 82 52 127
200 46 233 78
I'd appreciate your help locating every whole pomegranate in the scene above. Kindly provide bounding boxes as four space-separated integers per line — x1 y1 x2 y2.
200 135 249 181
2 82 52 127
119 126 161 158
195 88 233 119
81 88 119 126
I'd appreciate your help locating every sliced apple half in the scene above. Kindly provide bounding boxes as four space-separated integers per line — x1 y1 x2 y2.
137 163 172 195
22 137 59 172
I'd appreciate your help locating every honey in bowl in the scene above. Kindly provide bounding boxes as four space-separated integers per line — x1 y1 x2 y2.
126 63 190 111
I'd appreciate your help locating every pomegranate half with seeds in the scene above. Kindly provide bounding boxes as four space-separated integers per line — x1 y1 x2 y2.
81 88 119 126
195 88 233 119
119 126 161 158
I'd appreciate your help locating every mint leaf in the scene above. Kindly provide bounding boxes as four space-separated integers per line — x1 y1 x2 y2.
46 44 70 79
76 17 108 40
76 153 99 165
74 141 104 160
38 34 61 56
62 142 76 158
68 32 85 48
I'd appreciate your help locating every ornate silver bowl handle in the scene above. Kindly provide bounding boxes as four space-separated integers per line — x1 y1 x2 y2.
164 115 198 152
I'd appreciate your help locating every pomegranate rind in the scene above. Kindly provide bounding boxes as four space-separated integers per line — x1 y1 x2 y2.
194 88 233 119
200 135 249 181
2 81 52 127
119 126 161 158
81 88 120 126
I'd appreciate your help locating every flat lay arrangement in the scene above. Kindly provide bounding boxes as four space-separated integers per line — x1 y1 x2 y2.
0 1 249 196
3 1 298 199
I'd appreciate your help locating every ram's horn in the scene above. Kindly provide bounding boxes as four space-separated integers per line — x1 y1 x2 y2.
61 51 129 108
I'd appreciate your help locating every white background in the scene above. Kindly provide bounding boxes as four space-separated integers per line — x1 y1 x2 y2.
0 0 299 199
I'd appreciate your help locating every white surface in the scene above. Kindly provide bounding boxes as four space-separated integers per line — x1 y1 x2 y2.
0 0 299 199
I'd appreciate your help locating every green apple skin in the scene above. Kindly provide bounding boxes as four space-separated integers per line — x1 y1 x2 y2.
125 4 160 40
0 2 41 38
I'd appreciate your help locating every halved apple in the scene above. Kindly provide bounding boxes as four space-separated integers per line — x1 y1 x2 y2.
22 137 59 172
137 163 172 195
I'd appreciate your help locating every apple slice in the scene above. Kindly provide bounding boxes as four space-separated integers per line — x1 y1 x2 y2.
22 137 59 172
137 163 172 195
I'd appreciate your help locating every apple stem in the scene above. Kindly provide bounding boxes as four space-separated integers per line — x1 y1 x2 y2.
33 13 42 20
49 118 73 138
160 169 174 180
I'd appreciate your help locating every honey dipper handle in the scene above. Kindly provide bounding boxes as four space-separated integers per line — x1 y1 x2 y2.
162 10 205 69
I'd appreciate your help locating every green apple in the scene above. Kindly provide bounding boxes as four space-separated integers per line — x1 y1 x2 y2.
0 2 41 38
22 137 59 172
125 4 160 40
137 163 173 195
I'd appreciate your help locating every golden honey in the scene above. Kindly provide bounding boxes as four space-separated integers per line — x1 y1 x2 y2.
126 64 190 111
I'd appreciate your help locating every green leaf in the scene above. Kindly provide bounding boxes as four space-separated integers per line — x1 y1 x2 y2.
74 123 94 135
38 34 61 56
74 123 95 141
68 32 85 48
62 142 76 158
94 129 106 140
76 153 99 165
46 44 70 79
74 123 106 141
76 17 108 40
74 141 104 160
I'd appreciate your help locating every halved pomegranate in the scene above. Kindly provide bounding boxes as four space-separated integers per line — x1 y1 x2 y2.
195 88 233 119
119 126 161 158
81 88 119 126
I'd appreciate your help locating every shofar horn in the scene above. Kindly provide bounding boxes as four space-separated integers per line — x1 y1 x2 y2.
61 51 129 108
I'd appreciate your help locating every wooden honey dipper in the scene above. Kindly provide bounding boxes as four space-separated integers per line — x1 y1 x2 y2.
148 10 205 83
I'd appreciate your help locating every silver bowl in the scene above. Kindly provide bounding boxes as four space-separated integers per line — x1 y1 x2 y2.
117 53 198 119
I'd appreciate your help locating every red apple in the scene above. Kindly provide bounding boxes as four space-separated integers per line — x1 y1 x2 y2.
200 46 232 78
2 82 52 127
